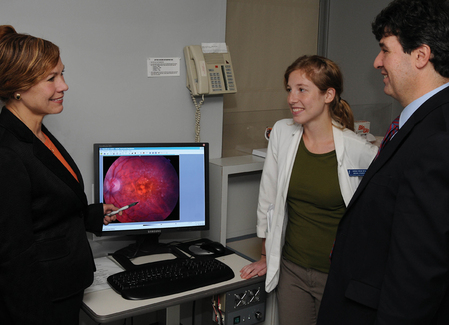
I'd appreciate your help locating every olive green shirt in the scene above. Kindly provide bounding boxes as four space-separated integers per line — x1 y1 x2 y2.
283 138 346 273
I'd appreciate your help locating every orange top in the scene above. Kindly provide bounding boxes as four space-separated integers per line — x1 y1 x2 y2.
43 134 79 182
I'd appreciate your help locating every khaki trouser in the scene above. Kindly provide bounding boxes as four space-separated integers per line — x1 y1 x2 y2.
277 257 328 325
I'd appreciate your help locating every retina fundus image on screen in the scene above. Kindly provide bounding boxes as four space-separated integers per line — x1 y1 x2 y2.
103 155 180 223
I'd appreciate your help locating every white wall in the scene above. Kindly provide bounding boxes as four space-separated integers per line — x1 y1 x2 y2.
327 0 403 136
1 0 226 203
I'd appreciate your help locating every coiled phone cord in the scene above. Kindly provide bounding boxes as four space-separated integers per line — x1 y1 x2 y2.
190 92 205 142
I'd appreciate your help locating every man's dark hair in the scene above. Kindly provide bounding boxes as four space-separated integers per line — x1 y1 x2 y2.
372 0 449 78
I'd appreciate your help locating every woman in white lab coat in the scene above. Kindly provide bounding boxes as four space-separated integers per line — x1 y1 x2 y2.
240 55 377 325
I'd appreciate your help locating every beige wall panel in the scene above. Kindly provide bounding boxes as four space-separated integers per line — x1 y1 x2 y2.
224 0 320 156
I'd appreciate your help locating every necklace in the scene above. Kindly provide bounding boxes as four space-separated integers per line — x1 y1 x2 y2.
43 134 55 153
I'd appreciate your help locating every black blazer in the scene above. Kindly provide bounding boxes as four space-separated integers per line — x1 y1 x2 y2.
0 108 104 324
317 87 449 325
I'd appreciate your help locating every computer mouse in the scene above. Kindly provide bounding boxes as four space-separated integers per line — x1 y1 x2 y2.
200 241 226 254
188 244 214 256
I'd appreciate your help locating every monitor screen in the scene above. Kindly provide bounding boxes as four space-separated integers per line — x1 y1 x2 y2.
93 142 209 239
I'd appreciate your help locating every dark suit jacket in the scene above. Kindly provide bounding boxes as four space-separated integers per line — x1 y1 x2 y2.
0 108 104 325
317 86 449 325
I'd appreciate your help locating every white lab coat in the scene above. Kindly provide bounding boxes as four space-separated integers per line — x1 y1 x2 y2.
256 118 378 292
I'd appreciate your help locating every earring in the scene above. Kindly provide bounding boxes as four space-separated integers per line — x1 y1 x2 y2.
15 94 21 100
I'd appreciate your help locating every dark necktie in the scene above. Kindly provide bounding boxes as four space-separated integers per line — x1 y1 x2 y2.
374 115 400 159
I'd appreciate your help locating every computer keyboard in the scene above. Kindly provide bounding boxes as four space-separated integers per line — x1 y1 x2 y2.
107 257 235 300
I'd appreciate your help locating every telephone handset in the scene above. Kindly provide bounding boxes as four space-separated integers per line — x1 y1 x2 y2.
183 45 237 96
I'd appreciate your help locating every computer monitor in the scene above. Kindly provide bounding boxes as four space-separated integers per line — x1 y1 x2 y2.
93 142 209 258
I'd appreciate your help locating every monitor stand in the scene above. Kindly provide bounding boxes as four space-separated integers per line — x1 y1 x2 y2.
111 233 186 270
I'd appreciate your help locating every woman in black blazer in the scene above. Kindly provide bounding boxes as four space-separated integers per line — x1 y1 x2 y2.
0 25 119 325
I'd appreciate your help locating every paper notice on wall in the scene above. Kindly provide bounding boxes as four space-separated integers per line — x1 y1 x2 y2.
147 57 181 77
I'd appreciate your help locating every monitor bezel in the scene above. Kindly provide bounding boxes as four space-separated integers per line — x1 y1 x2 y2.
93 142 210 237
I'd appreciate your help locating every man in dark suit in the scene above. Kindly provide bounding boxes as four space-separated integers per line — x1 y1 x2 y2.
317 0 449 324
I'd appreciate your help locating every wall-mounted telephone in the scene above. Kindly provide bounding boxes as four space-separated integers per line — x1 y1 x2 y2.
184 45 237 96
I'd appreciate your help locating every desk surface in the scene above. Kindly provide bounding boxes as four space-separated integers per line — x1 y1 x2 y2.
82 253 263 323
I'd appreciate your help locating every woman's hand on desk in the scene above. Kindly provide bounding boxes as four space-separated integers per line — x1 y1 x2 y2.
102 204 120 225
239 256 267 279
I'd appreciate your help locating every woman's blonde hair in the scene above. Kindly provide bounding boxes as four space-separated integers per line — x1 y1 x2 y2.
0 25 60 103
284 55 354 131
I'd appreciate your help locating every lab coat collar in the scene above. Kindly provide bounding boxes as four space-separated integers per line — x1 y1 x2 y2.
332 120 345 168
290 119 344 158
286 119 345 174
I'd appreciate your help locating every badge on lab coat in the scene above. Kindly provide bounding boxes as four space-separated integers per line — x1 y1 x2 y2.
348 169 367 177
